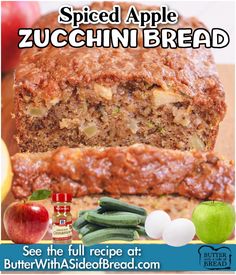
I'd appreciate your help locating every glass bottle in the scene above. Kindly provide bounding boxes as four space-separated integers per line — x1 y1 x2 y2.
52 193 72 244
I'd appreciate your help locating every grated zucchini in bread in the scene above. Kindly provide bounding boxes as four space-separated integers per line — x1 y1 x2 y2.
14 2 226 152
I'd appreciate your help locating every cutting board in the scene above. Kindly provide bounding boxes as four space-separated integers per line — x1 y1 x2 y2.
1 64 235 240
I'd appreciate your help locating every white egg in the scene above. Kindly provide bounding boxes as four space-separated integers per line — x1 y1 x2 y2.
162 218 196 247
145 210 171 239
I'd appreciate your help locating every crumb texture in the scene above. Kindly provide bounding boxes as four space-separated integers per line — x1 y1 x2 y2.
14 2 226 152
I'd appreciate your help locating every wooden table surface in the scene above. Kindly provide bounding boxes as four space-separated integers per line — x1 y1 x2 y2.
1 64 235 240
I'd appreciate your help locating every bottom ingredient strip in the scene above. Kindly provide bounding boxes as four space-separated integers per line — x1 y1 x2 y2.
3 258 161 271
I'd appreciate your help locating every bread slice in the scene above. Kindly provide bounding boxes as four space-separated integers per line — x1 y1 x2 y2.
11 144 234 202
14 2 226 152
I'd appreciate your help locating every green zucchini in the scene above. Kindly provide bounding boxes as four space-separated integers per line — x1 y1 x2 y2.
78 210 88 216
79 207 104 216
136 226 148 237
139 216 146 225
85 212 142 227
73 215 88 230
82 228 139 246
78 223 103 236
103 211 146 225
74 208 106 230
99 197 147 216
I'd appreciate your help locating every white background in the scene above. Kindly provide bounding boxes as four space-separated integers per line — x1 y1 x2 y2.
39 0 235 64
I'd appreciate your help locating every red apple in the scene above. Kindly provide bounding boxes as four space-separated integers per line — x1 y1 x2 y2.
3 201 49 244
1 2 41 72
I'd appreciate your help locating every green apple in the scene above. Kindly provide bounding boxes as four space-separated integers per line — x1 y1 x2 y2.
192 201 235 244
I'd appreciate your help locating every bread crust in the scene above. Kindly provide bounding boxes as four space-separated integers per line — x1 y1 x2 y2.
14 2 226 152
11 144 234 202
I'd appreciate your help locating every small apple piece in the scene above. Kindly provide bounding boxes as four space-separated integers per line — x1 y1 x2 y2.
3 201 49 244
145 210 171 239
192 201 235 244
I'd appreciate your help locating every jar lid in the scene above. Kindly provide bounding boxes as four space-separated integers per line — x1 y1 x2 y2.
52 193 72 202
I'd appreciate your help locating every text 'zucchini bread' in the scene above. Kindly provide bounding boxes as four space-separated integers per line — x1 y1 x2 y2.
14 2 226 152
11 144 234 202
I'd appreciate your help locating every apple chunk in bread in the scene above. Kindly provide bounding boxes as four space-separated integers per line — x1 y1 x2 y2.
152 88 184 107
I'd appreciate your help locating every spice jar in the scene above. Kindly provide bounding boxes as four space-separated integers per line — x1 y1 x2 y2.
52 193 72 244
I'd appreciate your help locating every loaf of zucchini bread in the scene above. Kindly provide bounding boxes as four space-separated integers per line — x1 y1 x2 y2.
11 144 234 203
15 2 226 152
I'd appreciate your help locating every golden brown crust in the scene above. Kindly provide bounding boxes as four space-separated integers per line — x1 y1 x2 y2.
15 2 226 115
11 144 234 202
14 2 226 152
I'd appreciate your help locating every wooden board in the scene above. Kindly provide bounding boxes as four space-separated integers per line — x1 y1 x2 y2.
1 64 235 240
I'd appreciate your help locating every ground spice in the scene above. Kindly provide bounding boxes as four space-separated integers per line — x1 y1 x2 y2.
52 193 72 244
